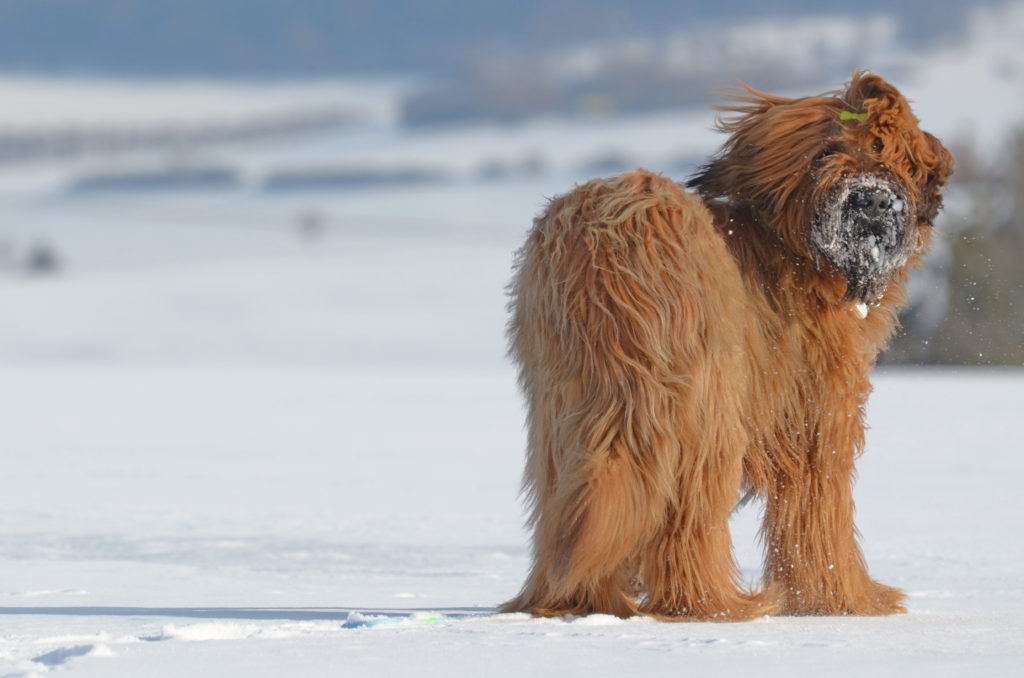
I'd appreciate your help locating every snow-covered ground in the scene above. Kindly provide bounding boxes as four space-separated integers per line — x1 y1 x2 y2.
2 3 1024 675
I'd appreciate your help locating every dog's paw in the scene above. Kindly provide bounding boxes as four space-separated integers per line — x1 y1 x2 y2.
644 586 780 622
776 578 906 616
708 589 781 621
845 579 907 616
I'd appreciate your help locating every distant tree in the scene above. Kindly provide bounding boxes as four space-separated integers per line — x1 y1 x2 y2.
886 128 1024 365
25 241 62 275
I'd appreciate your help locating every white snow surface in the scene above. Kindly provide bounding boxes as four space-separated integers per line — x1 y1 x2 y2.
2 6 1024 673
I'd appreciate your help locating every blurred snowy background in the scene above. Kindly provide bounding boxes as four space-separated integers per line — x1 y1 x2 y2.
0 0 1020 364
1 2 1023 676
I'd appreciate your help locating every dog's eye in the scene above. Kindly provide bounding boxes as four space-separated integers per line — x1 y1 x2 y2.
872 138 884 153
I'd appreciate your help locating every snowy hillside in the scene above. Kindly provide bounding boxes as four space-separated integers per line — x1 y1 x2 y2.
1 2 1023 676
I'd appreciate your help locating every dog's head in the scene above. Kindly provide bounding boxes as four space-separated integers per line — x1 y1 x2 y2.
690 71 955 305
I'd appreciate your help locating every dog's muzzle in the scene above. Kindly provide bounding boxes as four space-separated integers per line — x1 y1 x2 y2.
813 176 912 304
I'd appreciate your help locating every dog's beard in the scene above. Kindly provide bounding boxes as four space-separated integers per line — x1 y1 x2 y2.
812 175 911 304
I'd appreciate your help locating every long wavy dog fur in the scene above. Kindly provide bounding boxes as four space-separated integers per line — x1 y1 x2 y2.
503 72 954 620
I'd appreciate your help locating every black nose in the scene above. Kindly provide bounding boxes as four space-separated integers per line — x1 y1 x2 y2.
851 189 893 219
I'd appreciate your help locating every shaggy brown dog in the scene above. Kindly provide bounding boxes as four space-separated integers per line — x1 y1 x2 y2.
503 72 953 620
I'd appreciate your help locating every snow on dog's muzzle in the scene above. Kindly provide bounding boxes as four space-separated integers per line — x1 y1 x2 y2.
813 175 912 305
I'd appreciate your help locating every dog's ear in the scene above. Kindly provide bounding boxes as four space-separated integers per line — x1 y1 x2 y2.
849 70 887 91
842 71 909 127
918 132 955 226
843 71 898 108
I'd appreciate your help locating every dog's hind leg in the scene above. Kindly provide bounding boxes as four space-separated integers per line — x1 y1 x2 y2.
502 171 699 617
501 433 661 618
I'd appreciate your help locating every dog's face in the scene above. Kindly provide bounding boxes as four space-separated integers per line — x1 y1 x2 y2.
690 72 955 305
809 76 954 304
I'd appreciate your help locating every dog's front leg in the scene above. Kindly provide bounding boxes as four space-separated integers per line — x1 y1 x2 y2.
761 412 906 616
